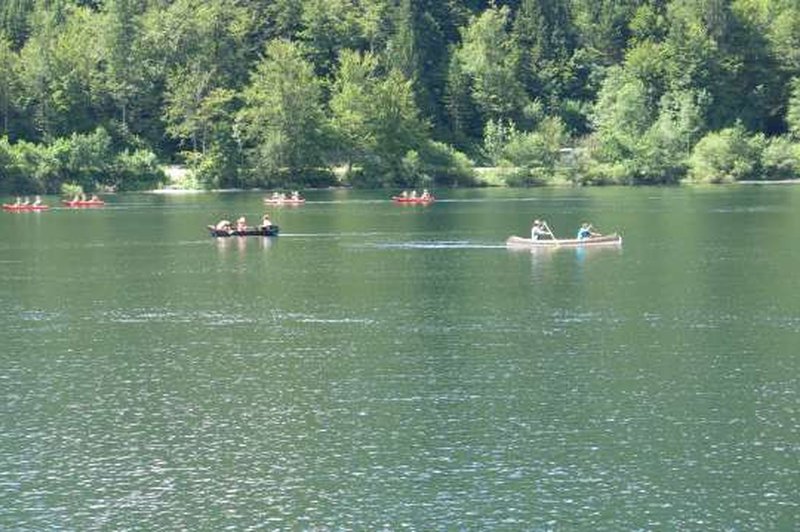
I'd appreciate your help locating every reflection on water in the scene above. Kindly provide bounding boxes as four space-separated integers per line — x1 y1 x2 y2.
214 235 275 253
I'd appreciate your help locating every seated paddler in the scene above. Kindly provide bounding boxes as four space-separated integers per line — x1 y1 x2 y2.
577 222 601 240
531 219 552 240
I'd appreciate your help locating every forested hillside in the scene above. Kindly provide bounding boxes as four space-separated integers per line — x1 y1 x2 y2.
2 0 800 192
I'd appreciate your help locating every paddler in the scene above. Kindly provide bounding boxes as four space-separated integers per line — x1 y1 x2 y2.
577 222 601 240
531 219 553 240
215 219 233 232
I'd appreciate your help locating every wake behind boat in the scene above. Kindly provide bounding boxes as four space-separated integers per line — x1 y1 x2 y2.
506 233 622 248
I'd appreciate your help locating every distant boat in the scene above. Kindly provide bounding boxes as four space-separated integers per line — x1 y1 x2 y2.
207 225 280 237
505 233 622 248
263 197 305 205
3 203 49 212
392 195 435 204
62 198 105 207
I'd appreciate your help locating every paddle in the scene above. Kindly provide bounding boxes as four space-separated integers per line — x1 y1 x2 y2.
542 221 557 242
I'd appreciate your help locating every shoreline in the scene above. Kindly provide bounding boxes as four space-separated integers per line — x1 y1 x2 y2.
736 179 800 185
151 164 800 193
146 179 800 194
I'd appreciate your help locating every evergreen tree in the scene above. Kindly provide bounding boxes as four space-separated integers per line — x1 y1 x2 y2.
102 0 142 132
0 36 19 137
455 5 528 126
512 0 576 111
443 49 482 152
787 77 800 140
1 0 34 48
299 0 366 78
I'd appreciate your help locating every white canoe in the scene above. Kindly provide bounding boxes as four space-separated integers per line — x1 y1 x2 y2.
506 233 622 248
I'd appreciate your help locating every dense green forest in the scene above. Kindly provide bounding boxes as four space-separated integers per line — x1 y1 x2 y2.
2 0 800 193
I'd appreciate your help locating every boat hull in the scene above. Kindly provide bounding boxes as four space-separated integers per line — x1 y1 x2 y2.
392 196 435 204
506 233 622 248
263 198 305 205
3 204 49 212
62 200 105 207
208 225 280 237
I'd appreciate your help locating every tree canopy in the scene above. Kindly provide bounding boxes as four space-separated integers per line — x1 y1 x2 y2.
2 0 800 192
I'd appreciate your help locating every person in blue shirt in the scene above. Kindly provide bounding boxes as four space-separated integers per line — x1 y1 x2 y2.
577 222 600 240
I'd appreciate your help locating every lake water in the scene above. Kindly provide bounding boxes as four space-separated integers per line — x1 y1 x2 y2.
1 187 797 529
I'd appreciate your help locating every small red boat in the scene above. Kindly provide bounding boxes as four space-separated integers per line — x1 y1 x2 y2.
392 196 435 204
3 203 49 212
263 197 305 205
62 198 105 207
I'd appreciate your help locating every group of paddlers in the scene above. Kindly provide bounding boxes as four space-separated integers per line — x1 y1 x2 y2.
531 219 602 241
215 213 273 233
68 193 101 202
12 195 44 206
267 191 303 201
398 189 433 200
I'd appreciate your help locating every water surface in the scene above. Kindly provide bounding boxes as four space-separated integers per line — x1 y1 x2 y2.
1 187 797 529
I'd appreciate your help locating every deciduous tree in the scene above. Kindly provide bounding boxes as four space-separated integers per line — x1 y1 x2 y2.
237 39 328 183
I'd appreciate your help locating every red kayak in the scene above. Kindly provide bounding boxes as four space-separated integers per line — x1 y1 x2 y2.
392 196 435 204
3 203 49 212
62 199 105 207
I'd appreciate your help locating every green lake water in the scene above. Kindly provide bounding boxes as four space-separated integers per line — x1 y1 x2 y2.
1 187 797 529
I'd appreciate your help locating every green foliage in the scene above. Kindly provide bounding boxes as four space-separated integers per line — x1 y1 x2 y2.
787 78 800 141
0 129 163 193
687 124 762 183
1 0 34 48
237 39 328 183
61 127 113 189
60 181 83 198
329 49 428 186
484 116 568 186
588 57 708 184
443 50 482 150
456 6 528 124
629 89 708 184
329 50 380 168
0 35 20 137
591 65 653 165
2 0 800 191
159 0 250 158
760 135 800 181
512 0 577 117
0 136 22 193
300 0 365 77
572 0 639 64
629 3 668 45
417 140 476 187
765 4 800 75
113 148 164 191
482 119 517 165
